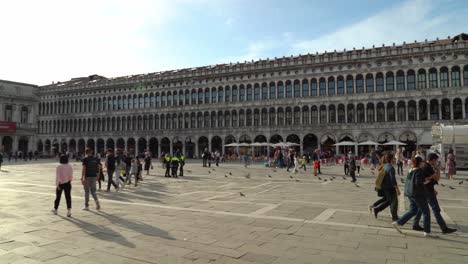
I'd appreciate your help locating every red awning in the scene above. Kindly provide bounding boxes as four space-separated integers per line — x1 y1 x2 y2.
0 121 16 133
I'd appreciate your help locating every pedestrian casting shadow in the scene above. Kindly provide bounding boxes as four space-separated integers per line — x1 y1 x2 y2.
58 215 136 248
0 170 10 173
90 210 175 240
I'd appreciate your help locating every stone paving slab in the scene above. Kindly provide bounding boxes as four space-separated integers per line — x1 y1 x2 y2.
0 160 466 263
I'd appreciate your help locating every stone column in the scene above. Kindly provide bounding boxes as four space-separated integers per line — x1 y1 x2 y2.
416 102 420 120
450 98 454 120
384 103 388 122
405 101 409 121
438 98 442 120
182 141 186 157
194 142 199 158
13 135 18 152
344 105 348 123
0 102 4 120
326 104 329 124
463 99 467 120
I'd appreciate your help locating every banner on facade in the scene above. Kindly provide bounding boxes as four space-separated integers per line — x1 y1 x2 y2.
0 121 16 133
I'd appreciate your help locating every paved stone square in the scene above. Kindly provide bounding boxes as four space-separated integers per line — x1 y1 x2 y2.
0 159 467 264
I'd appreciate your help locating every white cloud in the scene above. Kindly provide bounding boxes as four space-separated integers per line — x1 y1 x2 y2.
0 0 177 85
292 0 467 54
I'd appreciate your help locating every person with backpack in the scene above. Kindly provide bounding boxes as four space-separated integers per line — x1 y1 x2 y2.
81 148 101 211
392 156 434 237
371 153 399 221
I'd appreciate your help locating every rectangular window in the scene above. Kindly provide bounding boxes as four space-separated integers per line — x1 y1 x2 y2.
247 87 253 101
366 78 374 93
319 81 326 96
218 90 223 103
5 106 12 121
167 95 172 107
376 78 384 92
328 81 335 95
418 73 426 89
337 80 344 95
464 69 468 86
225 88 231 102
239 87 245 101
429 72 437 88
346 79 354 94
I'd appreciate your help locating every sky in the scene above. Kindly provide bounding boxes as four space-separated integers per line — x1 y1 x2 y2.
0 0 466 85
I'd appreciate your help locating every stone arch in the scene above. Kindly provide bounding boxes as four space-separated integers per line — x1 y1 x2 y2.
161 137 170 154
377 132 396 143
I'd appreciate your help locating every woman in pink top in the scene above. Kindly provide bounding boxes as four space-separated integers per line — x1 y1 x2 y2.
53 154 73 217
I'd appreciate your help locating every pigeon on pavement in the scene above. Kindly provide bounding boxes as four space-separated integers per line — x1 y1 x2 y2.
224 175 228 178
459 180 464 185
239 192 245 196
449 186 456 190
229 172 232 175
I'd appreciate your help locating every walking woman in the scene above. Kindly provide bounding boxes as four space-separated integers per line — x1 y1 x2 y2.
372 153 399 221
395 148 404 176
392 156 434 237
445 149 456 180
53 154 73 217
144 154 152 175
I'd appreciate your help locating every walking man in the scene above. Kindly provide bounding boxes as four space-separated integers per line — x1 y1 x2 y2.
105 149 118 192
348 152 357 182
81 148 101 211
178 152 185 176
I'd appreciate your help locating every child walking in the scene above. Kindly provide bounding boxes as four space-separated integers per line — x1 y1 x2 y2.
299 155 307 171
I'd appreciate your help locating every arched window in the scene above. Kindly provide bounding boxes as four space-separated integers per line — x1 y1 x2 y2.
441 99 450 120
376 102 385 122
198 89 204 104
430 99 439 120
239 85 245 102
464 65 468 86
386 72 394 91
329 105 336 123
261 108 268 126
149 93 154 108
337 76 344 95
191 89 197 105
232 85 238 102
247 84 253 101
231 110 237 127
161 92 166 107
246 109 252 126
269 82 276 99
429 68 438 88
261 83 268 100
224 111 230 127
396 71 405 91
277 81 284 98
293 107 300 124
366 74 374 93
311 78 317 96
367 103 375 122
138 94 143 109
254 109 260 126
319 105 327 124
346 75 354 94
167 92 172 107
218 87 223 103
407 70 415 90
211 88 217 104
387 102 395 122
302 106 309 125
440 67 449 88
211 112 217 128
217 111 223 127
184 90 190 105
397 102 406 121
328 77 335 96
347 104 355 123
278 108 284 125
294 80 300 97
356 104 364 123
225 86 231 102
285 107 292 125
418 69 426 89
337 105 345 123
319 78 326 96
285 80 292 98
239 110 245 126
419 100 428 121
254 84 260 100
408 101 417 121
451 66 461 87
311 106 318 124
204 88 210 104
190 113 196 128
302 79 309 97
269 108 276 126
453 98 462 119
204 112 209 128
376 73 384 92
173 91 178 106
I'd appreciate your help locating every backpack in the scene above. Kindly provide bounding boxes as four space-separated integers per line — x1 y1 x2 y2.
374 165 385 190
404 169 418 197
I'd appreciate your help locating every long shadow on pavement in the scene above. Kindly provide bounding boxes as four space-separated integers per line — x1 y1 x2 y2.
58 215 136 248
90 210 175 240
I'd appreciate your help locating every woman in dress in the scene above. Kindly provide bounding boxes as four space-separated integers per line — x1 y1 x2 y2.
445 149 456 180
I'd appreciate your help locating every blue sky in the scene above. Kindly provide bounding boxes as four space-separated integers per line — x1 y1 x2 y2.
0 0 467 85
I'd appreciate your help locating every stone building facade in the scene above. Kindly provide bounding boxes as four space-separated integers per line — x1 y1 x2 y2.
36 35 468 158
0 79 38 154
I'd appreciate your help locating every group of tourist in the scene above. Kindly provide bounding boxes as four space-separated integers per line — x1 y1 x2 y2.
0 150 39 162
53 148 154 217
368 151 457 237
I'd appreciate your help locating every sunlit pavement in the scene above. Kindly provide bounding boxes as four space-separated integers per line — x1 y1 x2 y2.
0 159 466 264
